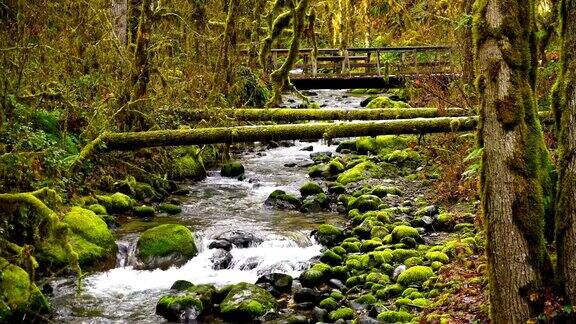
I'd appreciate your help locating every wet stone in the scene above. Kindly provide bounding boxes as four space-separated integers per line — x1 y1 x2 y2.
170 280 194 291
313 306 328 322
214 230 263 248
328 279 345 290
210 249 232 270
296 302 316 310
300 145 314 151
294 287 320 304
208 239 232 251
284 162 297 167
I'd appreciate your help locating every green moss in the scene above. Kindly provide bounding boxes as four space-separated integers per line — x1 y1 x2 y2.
441 240 474 258
0 258 50 322
397 266 434 287
156 295 204 322
377 310 413 322
134 205 155 217
382 148 421 163
170 155 207 181
355 293 377 305
96 192 134 213
332 246 347 256
87 204 107 215
159 203 182 215
328 307 355 321
316 224 344 246
366 96 411 109
348 194 383 212
375 283 404 299
392 249 420 263
300 181 323 197
38 207 117 270
137 224 197 262
337 161 382 185
220 161 245 177
219 282 278 320
425 251 449 264
436 212 454 224
391 225 421 243
404 256 424 267
300 269 324 287
330 291 344 301
341 241 361 253
113 176 159 201
319 297 339 310
320 249 343 265
361 239 383 252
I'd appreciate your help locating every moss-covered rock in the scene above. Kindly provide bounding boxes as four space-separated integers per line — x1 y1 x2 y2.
319 297 339 311
220 162 245 178
87 204 107 215
397 266 434 287
355 293 377 305
156 294 204 322
159 203 182 215
136 224 197 270
219 282 278 321
38 207 117 271
299 269 324 287
328 159 346 174
366 96 411 109
337 161 382 185
0 258 50 322
96 192 134 213
300 193 329 213
315 224 344 247
425 251 450 264
329 307 355 321
348 194 383 212
377 310 413 322
382 148 421 164
392 249 420 263
133 205 155 217
320 249 343 265
113 176 159 201
170 154 207 181
299 181 324 197
391 225 421 243
361 239 383 252
264 190 301 210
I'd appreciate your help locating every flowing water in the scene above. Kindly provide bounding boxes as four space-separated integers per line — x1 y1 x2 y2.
50 90 372 323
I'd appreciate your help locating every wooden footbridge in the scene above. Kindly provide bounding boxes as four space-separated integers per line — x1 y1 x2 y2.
269 45 456 89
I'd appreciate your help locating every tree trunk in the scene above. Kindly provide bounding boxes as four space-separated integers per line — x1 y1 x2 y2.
460 0 474 86
131 0 153 100
174 107 468 122
554 0 576 304
218 0 241 90
77 116 477 153
111 0 128 44
474 0 553 322
267 0 309 107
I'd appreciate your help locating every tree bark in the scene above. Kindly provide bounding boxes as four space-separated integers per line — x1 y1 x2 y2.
111 0 128 44
554 0 576 304
78 116 476 152
474 0 553 322
173 108 468 122
267 0 309 107
460 0 474 86
218 0 241 90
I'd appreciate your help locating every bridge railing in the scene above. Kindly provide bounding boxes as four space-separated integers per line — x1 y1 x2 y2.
268 45 454 77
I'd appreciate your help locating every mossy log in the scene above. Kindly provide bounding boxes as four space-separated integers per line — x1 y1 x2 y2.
176 108 467 122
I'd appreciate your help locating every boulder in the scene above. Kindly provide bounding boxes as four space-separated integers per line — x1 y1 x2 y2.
0 258 50 322
210 249 232 270
38 207 117 271
214 230 263 248
264 190 301 210
219 283 279 321
136 224 197 270
220 162 245 178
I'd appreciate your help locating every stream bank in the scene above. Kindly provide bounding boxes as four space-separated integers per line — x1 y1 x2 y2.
42 89 484 323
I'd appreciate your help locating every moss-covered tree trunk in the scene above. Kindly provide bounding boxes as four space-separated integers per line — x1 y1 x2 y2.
460 0 474 86
218 0 241 91
554 0 576 304
267 0 309 107
131 0 153 100
474 0 553 321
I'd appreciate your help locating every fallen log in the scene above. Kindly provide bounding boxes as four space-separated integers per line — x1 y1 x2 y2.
72 112 553 169
174 108 468 122
87 116 477 151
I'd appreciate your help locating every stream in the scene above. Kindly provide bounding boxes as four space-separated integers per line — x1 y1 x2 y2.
50 90 372 323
